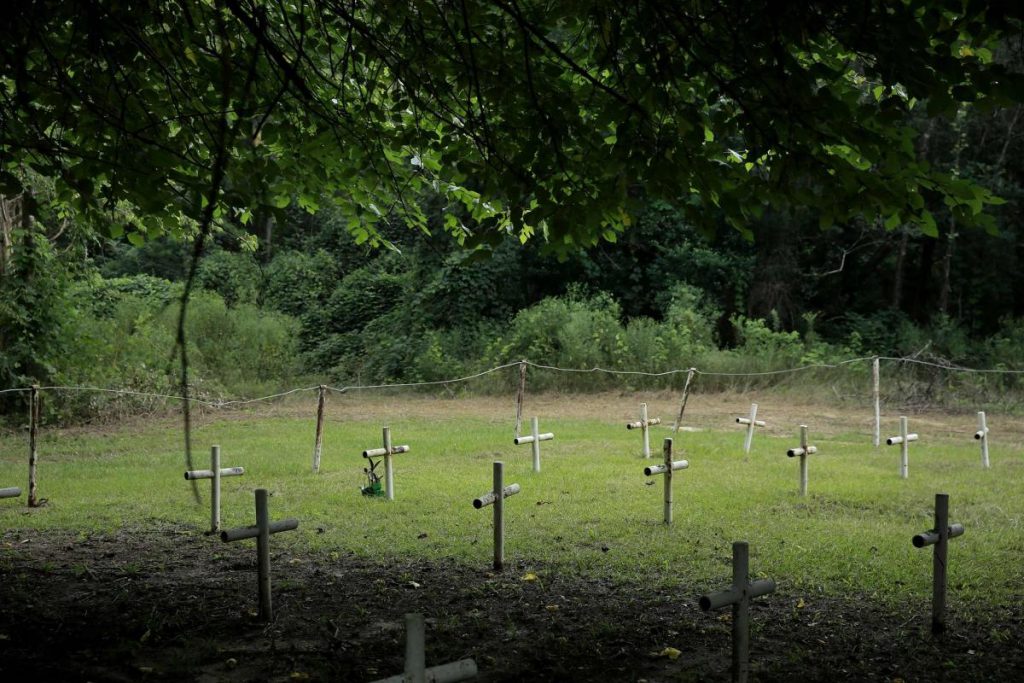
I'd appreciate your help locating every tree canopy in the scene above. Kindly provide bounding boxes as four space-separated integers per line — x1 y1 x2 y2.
4 0 1024 250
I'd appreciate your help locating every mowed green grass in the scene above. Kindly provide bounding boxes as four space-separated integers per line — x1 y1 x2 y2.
1 407 1022 606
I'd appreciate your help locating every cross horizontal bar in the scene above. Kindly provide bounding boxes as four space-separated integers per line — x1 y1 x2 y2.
786 446 818 457
220 518 299 542
0 487 22 499
736 418 766 426
699 579 776 611
912 523 965 548
627 417 662 429
513 433 554 445
886 434 919 445
974 429 989 440
644 460 689 476
473 483 521 509
363 445 411 458
183 466 245 480
372 658 479 683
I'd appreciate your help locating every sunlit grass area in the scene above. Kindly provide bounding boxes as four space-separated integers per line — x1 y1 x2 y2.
2 396 1022 608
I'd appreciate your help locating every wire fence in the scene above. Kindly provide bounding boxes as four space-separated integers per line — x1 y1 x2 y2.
2 355 1024 418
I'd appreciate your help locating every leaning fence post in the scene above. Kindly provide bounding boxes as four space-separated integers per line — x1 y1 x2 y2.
975 411 990 469
28 384 40 507
672 368 696 435
312 384 327 473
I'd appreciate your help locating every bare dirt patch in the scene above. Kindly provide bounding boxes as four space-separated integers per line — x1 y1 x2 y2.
1 525 1022 682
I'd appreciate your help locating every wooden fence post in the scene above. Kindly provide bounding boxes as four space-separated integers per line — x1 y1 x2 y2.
872 357 881 448
28 384 39 507
672 368 696 435
514 360 527 439
312 384 326 473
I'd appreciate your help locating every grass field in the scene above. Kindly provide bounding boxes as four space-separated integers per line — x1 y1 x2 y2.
2 391 1022 609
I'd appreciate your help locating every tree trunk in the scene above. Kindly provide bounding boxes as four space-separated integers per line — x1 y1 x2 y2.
0 194 19 278
937 218 956 315
891 229 908 310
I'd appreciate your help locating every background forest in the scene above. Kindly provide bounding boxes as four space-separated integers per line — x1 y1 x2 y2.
3 98 1024 423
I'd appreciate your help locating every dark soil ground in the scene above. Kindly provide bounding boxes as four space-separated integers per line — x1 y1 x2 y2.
1 524 1022 682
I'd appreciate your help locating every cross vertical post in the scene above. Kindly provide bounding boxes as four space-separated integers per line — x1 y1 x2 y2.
493 461 504 570
513 417 554 472
256 488 272 621
885 416 918 479
700 541 776 683
627 403 662 458
361 428 411 501
184 445 245 533
369 612 479 683
531 417 541 473
643 438 688 525
786 426 818 497
735 404 765 454
975 411 990 468
913 493 965 635
472 462 520 572
220 488 299 622
384 426 395 500
212 445 221 532
641 403 651 458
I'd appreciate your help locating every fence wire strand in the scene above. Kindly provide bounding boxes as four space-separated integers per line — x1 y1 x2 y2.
4 355 1023 409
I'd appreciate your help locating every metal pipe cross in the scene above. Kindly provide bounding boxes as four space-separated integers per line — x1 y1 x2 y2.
643 438 689 525
785 425 819 496
974 411 990 468
627 402 662 458
886 416 919 479
220 488 299 621
735 403 766 454
513 416 554 473
472 461 520 571
370 613 479 683
912 493 965 635
362 426 411 501
183 445 245 533
0 486 22 500
700 541 776 683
